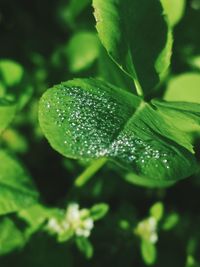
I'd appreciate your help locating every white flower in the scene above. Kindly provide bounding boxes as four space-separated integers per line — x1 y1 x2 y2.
135 216 158 244
47 218 63 233
47 203 94 239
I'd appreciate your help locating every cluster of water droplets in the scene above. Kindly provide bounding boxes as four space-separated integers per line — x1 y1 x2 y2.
108 130 172 172
45 85 172 172
47 85 124 157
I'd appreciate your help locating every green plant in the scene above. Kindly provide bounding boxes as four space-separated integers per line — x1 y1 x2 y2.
39 0 200 187
1 0 200 266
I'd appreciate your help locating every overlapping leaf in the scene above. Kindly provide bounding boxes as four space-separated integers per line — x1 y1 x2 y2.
93 0 172 94
39 79 198 185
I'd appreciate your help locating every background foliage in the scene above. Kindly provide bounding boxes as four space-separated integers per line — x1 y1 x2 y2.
1 0 200 266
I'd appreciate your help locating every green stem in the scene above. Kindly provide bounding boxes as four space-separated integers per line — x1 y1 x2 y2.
134 78 143 97
127 50 144 96
75 158 107 187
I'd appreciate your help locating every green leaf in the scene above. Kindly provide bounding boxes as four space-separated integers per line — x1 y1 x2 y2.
90 203 109 220
160 0 186 27
1 128 28 153
18 204 56 238
18 204 51 228
125 172 174 188
58 229 74 243
75 237 94 259
0 151 39 215
150 202 164 222
98 46 137 93
93 0 172 95
0 99 16 135
0 59 24 87
162 213 179 230
0 59 33 109
141 239 157 265
152 100 200 146
66 32 100 73
58 0 91 28
164 73 200 103
39 79 197 186
186 255 200 267
0 217 25 256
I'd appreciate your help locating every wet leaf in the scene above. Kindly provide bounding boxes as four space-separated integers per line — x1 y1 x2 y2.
39 79 198 186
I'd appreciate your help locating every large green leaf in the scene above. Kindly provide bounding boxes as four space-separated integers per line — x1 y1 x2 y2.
39 79 197 185
0 151 39 215
93 0 172 95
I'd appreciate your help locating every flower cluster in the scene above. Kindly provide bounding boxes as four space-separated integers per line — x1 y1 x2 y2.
135 216 158 244
47 203 94 241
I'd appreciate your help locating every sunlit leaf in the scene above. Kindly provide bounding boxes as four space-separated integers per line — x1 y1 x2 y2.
160 0 186 27
93 0 172 94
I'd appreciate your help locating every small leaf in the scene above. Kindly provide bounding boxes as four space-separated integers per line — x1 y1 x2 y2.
18 204 57 238
141 239 157 265
0 151 39 215
160 0 186 27
93 0 172 94
0 217 25 256
75 237 94 259
58 229 74 243
90 203 109 220
39 79 198 186
0 99 16 135
0 59 33 109
58 0 91 28
0 59 24 87
162 213 179 230
150 202 164 222
66 32 100 73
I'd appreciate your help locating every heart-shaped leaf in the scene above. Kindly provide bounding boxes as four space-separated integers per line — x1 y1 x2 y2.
39 79 197 186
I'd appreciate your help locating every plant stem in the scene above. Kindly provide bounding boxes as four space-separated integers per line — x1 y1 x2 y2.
75 158 107 187
134 78 143 97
